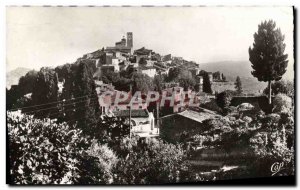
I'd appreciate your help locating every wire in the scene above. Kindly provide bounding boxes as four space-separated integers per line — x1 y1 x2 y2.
8 93 98 111
14 96 99 114
46 100 99 118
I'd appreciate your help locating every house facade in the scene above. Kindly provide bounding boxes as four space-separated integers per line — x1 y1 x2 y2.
113 109 157 137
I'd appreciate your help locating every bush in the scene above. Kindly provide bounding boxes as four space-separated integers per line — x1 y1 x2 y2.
249 112 295 177
7 111 123 185
7 111 91 184
263 80 294 97
76 141 118 184
200 99 223 113
215 90 235 113
112 137 187 184
272 93 293 113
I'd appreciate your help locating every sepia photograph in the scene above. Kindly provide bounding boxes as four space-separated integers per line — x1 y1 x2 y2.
5 6 295 185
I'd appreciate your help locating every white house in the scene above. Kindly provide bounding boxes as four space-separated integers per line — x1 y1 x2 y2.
113 109 158 137
140 67 156 78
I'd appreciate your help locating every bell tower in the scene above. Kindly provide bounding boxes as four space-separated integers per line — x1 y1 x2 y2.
127 32 133 48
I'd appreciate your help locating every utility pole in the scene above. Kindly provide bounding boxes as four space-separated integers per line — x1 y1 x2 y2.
156 101 159 134
129 84 132 139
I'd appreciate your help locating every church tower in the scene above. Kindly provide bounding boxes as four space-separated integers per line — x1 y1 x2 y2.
127 32 133 48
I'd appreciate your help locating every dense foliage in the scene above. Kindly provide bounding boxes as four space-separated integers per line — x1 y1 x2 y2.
167 67 196 91
72 60 99 135
263 80 294 97
8 111 91 184
215 90 235 113
7 111 191 184
112 137 188 184
178 100 294 178
31 67 59 118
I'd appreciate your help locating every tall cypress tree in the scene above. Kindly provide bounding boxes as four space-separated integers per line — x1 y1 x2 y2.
249 20 288 104
73 59 99 135
61 63 77 122
235 76 243 94
203 72 212 94
31 67 59 118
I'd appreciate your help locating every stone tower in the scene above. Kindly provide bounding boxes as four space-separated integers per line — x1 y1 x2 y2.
127 32 133 48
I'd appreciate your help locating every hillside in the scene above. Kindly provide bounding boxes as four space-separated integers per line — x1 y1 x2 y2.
199 61 267 94
6 67 31 89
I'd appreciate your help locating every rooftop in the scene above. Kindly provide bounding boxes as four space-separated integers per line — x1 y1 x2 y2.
134 47 152 55
162 54 172 62
139 66 156 70
105 46 132 53
113 109 149 118
177 109 218 123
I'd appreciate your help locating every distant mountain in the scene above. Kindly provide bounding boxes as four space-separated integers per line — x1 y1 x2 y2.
6 67 31 89
198 61 253 78
199 61 267 94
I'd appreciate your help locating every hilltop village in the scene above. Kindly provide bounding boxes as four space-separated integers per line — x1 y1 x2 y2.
66 32 233 137
7 32 275 140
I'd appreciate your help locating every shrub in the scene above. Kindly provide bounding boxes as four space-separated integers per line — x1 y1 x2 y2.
76 141 118 184
272 93 293 113
215 90 235 114
263 80 294 97
200 99 223 113
112 137 187 184
7 111 91 184
249 112 295 177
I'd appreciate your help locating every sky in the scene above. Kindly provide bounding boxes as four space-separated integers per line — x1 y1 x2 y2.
6 6 294 79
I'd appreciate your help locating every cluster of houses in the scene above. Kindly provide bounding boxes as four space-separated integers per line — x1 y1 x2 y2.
79 32 229 138
83 32 226 90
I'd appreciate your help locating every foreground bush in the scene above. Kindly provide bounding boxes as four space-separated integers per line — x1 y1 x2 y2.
112 136 188 184
248 110 294 177
7 111 119 184
8 111 191 184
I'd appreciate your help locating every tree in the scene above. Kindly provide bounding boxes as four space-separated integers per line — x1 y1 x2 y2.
76 141 118 184
132 73 154 94
167 67 181 82
166 67 195 91
213 71 221 81
73 60 99 135
249 20 288 104
178 70 196 91
263 80 294 96
7 70 38 111
31 67 59 118
234 76 243 94
216 90 234 112
18 70 38 96
6 86 21 110
203 72 212 94
153 74 165 92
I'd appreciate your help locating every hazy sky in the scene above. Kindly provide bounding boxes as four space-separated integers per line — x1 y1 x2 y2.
6 6 294 79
